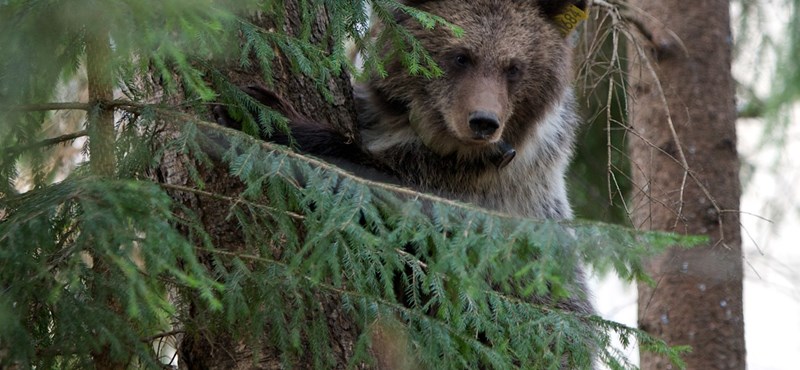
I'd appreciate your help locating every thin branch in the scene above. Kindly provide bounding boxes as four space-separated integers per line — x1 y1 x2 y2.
142 329 185 344
3 102 91 112
2 100 152 113
159 182 305 221
3 130 88 158
628 22 728 242
395 247 428 269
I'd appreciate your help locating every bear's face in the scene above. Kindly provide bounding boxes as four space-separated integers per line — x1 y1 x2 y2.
372 0 576 159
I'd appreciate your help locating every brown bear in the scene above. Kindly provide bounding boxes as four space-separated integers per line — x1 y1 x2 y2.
356 0 594 320
227 0 588 223
216 0 594 363
357 0 586 222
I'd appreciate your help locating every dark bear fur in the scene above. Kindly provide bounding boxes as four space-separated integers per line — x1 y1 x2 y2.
216 0 594 348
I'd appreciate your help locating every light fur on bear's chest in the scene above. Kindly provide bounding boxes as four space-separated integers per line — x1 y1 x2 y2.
464 149 573 220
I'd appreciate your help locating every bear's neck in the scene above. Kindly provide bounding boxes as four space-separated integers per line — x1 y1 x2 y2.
357 85 579 220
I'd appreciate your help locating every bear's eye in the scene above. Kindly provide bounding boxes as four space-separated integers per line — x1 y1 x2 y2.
453 54 471 68
506 64 522 81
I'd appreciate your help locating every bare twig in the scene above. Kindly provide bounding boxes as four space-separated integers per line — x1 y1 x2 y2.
142 329 185 344
159 182 305 221
3 102 91 112
3 130 88 158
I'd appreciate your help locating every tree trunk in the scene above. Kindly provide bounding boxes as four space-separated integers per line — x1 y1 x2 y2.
154 2 361 369
223 4 357 140
627 1 745 369
86 23 128 370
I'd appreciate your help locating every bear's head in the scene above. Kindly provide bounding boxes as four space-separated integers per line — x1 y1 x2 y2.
368 0 586 165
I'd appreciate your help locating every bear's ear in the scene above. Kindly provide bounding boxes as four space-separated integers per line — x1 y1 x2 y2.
536 0 588 19
536 0 589 36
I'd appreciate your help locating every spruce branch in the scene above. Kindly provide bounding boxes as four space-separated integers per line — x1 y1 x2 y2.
195 246 517 368
159 182 305 221
106 101 517 220
27 99 690 252
193 117 514 220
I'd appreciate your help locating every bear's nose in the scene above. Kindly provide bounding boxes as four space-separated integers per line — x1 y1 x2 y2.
468 111 500 139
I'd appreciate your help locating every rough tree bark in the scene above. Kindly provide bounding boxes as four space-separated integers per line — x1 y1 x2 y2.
627 1 745 369
154 2 361 369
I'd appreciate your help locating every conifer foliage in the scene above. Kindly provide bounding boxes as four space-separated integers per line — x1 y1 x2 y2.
1 1 692 368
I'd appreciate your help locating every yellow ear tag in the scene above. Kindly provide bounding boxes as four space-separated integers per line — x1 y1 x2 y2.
554 5 589 37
